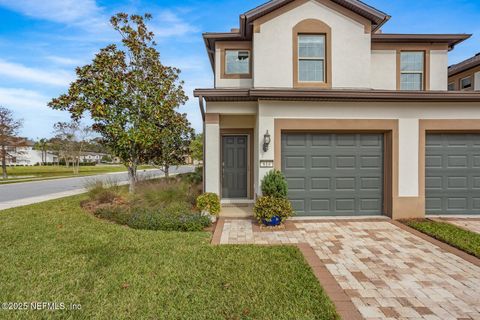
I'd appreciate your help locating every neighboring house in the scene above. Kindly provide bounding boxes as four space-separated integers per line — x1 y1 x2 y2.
6 140 58 166
79 152 106 164
194 0 480 220
448 53 480 91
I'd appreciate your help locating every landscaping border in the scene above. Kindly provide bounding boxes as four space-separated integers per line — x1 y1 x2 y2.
391 220 480 268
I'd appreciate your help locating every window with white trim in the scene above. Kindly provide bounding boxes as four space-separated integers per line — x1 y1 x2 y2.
298 34 325 82
448 82 455 91
225 50 250 75
460 76 472 91
400 51 424 91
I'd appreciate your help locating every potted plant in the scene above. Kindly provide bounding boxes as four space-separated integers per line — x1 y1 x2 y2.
196 193 220 223
255 169 294 226
254 196 294 227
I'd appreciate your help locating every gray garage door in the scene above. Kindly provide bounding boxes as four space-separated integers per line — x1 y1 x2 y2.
426 133 480 215
281 133 384 216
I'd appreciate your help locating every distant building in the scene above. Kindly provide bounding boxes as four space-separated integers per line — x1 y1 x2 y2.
5 140 58 166
448 53 480 91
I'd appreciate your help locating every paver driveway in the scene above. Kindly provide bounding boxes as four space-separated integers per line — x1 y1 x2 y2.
219 219 480 320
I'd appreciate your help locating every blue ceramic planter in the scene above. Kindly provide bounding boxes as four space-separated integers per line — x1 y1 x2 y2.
262 216 281 227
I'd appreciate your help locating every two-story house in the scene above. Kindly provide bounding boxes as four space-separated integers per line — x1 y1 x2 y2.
448 53 480 91
194 0 480 219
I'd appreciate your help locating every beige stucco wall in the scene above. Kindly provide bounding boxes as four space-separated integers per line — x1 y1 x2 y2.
475 71 480 91
430 50 448 91
257 100 480 198
205 123 220 195
206 102 257 115
371 50 396 90
253 0 371 89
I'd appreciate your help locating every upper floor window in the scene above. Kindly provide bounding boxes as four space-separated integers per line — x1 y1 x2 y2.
448 82 455 91
400 51 424 91
225 50 250 75
298 34 325 82
460 76 472 91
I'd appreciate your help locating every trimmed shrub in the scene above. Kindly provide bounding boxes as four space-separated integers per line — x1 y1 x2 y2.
261 170 288 198
254 196 294 224
196 193 221 216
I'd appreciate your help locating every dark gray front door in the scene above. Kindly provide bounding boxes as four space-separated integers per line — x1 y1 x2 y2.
222 135 248 198
426 133 480 215
282 133 384 216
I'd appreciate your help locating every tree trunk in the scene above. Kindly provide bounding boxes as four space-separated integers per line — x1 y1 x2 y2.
128 163 138 194
1 146 7 179
165 165 170 179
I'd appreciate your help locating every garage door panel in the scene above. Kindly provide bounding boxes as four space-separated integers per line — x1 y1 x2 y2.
426 155 443 168
311 199 330 211
360 177 382 190
335 156 356 168
311 178 331 190
311 134 332 146
426 133 480 215
287 177 306 191
311 156 331 168
360 134 383 147
282 133 384 216
336 134 356 146
284 156 306 169
360 199 382 211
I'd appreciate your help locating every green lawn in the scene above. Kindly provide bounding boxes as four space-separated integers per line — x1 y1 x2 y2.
403 219 480 258
0 165 153 184
0 196 338 320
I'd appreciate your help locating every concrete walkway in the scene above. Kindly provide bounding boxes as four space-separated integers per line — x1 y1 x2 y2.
0 166 194 210
215 219 480 320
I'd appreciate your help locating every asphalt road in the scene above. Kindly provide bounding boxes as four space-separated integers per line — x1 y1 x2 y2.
0 166 195 205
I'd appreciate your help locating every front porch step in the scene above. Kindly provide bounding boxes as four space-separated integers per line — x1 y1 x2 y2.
220 204 254 218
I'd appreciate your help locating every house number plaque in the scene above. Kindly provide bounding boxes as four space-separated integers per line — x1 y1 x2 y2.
260 160 274 168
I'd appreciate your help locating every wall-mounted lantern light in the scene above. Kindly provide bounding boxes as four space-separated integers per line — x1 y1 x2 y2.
263 130 271 152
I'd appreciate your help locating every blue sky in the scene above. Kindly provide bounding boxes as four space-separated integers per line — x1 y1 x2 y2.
0 0 478 139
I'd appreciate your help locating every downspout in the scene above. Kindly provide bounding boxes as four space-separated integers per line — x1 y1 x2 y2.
199 95 206 193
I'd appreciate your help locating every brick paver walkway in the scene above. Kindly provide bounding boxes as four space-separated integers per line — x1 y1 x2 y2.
440 219 480 234
220 219 480 320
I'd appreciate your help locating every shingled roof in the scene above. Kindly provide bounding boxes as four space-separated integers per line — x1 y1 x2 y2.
449 53 480 77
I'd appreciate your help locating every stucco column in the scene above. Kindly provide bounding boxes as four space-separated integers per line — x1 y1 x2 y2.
394 118 424 219
204 120 220 196
257 111 275 195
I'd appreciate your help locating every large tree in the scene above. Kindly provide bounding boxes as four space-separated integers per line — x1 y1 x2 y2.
0 106 24 179
48 13 188 193
189 133 203 163
149 112 193 178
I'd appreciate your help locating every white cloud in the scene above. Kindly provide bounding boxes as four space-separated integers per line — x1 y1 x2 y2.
151 11 198 38
0 0 101 24
0 88 49 110
0 59 74 87
45 55 84 66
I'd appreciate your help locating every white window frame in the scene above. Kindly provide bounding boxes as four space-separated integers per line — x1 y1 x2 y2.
224 49 251 75
400 51 425 91
460 76 473 91
298 34 326 83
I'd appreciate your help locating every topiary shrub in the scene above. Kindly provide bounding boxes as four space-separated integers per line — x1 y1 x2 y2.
254 196 294 225
196 193 221 216
261 169 288 198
